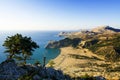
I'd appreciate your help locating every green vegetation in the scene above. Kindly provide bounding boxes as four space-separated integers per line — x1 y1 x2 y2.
18 73 33 80
72 38 81 48
81 73 94 79
18 71 38 80
34 60 41 66
72 73 96 80
83 34 120 62
3 34 39 64
46 37 81 48
69 54 102 61
48 60 55 68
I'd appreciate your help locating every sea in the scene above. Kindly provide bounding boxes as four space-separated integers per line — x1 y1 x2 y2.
0 31 63 64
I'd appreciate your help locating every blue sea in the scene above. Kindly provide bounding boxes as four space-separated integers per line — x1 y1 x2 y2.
0 31 63 64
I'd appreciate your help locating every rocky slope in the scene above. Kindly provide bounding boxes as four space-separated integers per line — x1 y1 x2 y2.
0 59 106 80
0 59 26 80
0 59 71 80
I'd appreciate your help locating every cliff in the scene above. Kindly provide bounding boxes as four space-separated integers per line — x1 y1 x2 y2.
45 38 81 48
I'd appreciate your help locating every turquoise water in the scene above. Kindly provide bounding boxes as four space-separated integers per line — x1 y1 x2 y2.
0 31 63 64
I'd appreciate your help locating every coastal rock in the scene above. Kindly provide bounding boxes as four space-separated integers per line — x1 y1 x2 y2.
58 32 72 37
45 38 81 48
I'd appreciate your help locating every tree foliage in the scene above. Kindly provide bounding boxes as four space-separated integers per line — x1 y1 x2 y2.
3 33 39 64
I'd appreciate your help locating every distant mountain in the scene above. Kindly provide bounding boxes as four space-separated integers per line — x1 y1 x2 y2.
91 26 120 33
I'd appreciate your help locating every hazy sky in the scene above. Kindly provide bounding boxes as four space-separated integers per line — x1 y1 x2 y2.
0 0 120 31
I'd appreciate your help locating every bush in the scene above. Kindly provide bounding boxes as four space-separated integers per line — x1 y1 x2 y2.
48 60 55 68
80 73 95 80
34 60 41 66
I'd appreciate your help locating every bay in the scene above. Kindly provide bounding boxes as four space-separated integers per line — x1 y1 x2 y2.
0 31 62 64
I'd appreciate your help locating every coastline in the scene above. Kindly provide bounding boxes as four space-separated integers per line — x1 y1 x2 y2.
52 47 120 79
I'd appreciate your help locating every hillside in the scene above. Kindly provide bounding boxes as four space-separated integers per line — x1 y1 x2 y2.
52 47 120 79
62 26 120 62
82 32 120 62
47 26 120 79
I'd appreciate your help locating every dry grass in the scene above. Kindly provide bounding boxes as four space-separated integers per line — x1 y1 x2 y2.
51 47 120 79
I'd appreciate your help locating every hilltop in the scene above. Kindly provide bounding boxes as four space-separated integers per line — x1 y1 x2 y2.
91 26 120 33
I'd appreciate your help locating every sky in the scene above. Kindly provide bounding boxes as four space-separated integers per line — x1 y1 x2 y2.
0 0 120 31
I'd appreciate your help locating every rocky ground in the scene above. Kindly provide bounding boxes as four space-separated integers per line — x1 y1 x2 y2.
0 59 106 80
0 59 71 80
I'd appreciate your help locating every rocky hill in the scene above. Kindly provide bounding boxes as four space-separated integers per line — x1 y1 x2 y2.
47 26 120 79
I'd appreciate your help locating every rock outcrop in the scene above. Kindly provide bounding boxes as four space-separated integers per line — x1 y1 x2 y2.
0 59 71 80
0 59 26 80
45 38 81 48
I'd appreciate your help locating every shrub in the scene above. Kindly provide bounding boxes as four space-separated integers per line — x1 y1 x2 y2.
48 60 55 68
